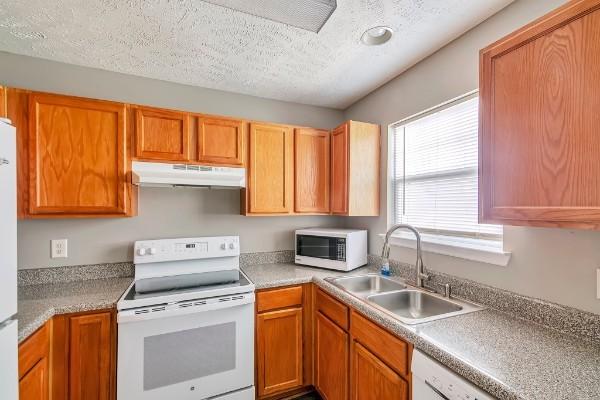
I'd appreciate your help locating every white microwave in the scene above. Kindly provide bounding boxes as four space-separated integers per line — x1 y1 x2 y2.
295 228 368 271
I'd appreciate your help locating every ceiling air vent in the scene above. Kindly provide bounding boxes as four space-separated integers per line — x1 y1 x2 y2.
202 0 337 33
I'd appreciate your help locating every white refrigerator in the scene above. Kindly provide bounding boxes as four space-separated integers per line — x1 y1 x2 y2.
0 118 18 399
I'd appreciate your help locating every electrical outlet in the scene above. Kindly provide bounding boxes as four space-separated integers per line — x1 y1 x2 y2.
51 239 68 258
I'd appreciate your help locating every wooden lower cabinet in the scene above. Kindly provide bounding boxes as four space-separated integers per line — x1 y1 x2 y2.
257 307 304 397
19 358 50 400
18 322 50 400
351 342 409 400
18 310 116 400
315 312 348 400
311 289 412 400
67 312 114 400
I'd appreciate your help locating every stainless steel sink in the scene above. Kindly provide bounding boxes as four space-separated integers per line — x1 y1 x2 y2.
369 290 479 324
325 274 483 324
327 274 406 298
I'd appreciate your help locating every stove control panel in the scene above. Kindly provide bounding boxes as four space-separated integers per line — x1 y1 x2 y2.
134 236 240 264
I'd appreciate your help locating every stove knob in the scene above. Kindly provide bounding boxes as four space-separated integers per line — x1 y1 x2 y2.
149 247 157 255
229 243 236 250
137 248 147 256
220 243 227 250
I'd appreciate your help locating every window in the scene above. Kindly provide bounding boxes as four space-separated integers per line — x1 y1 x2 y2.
390 93 502 241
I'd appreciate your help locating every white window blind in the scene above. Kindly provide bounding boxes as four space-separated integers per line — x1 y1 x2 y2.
391 94 502 239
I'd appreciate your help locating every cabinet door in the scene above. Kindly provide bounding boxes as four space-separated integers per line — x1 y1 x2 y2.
69 312 114 400
351 342 408 400
197 117 244 166
19 322 50 400
480 1 600 229
248 123 293 214
19 358 49 400
135 106 190 161
330 123 349 215
0 86 5 117
28 93 128 216
256 308 303 396
294 128 330 213
315 312 348 400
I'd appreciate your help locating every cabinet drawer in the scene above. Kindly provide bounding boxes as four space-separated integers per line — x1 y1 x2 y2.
350 311 409 377
18 322 50 379
257 286 303 313
316 288 349 330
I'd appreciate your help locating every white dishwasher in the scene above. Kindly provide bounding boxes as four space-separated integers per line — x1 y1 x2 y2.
412 350 495 400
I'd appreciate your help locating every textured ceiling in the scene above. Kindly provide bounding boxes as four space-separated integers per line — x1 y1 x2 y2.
0 0 513 109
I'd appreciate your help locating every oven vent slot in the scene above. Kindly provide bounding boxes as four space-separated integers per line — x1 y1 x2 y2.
134 309 149 315
179 302 194 308
151 306 166 312
231 295 244 300
218 297 232 302
194 301 207 306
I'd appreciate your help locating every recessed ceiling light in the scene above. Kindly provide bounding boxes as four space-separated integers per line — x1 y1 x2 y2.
361 26 393 46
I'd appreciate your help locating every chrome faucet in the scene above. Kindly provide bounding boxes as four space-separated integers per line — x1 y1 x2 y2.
381 224 430 288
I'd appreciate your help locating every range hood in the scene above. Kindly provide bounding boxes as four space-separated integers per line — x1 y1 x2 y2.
132 161 245 188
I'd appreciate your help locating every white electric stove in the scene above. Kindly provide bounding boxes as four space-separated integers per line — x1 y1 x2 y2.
117 236 255 400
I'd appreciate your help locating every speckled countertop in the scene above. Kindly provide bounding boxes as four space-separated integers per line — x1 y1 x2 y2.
18 277 132 343
241 263 600 400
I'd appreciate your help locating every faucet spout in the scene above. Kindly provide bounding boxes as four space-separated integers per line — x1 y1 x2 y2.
381 224 429 288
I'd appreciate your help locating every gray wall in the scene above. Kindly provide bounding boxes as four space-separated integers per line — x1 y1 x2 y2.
344 0 600 315
0 52 345 269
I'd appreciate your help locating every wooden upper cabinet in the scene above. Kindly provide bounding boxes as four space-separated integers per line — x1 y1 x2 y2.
294 128 330 213
28 93 130 217
480 0 600 229
134 106 190 161
331 123 349 214
247 123 293 214
197 116 244 166
331 121 380 216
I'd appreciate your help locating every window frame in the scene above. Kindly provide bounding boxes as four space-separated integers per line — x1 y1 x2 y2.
385 90 511 266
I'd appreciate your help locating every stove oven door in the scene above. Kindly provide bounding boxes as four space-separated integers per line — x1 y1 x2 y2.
117 292 255 400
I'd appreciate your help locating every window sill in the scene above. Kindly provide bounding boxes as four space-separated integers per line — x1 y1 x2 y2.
378 232 511 267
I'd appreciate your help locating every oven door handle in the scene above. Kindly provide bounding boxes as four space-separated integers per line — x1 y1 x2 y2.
117 292 255 323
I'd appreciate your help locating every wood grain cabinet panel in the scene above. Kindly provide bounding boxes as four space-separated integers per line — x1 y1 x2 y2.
19 358 49 400
0 86 6 117
294 128 330 213
316 288 349 330
330 121 380 216
197 117 244 166
256 307 303 397
480 0 600 229
135 106 190 161
315 312 348 400
351 342 408 400
247 123 293 214
330 123 349 215
18 322 50 400
68 312 114 400
28 93 129 216
257 286 303 313
351 311 409 377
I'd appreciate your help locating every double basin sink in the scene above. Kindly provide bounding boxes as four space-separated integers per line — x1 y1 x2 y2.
326 274 482 324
